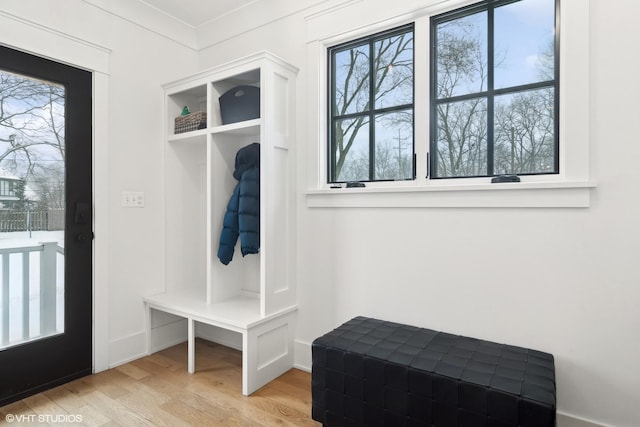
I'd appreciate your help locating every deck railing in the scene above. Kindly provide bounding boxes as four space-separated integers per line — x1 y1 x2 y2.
0 241 65 348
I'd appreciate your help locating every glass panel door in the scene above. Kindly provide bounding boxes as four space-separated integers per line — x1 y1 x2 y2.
0 43 92 407
0 70 66 349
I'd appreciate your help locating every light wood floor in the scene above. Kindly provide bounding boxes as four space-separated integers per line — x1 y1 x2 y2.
0 339 320 426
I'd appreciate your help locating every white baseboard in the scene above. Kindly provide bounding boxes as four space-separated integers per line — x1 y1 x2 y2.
195 323 242 351
108 331 147 368
294 339 312 371
557 413 609 427
109 315 188 369
148 319 244 353
150 318 188 353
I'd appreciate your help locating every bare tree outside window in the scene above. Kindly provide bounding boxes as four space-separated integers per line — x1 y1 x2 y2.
432 0 557 178
329 25 414 182
494 41 556 175
433 11 489 177
0 70 65 230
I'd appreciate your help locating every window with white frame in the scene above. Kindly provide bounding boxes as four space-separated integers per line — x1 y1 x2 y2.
327 0 558 184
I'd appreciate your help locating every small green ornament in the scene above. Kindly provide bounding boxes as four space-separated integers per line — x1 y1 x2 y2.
181 106 190 116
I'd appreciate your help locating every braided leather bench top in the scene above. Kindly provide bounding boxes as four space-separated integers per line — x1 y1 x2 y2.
312 316 556 426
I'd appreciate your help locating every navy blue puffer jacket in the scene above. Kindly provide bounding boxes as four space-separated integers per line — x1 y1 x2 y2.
217 143 260 265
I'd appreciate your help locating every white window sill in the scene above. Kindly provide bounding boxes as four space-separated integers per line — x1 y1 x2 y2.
305 180 596 208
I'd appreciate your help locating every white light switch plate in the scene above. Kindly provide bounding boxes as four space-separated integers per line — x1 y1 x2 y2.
122 191 145 207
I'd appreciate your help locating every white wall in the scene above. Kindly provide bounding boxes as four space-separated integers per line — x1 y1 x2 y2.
0 0 199 368
102 14 198 364
197 1 640 427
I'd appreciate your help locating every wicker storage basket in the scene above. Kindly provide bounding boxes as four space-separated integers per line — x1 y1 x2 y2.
174 111 207 134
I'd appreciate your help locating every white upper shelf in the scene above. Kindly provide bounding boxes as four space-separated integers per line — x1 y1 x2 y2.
168 118 261 142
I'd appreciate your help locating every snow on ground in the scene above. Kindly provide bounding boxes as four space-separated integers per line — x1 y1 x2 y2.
0 230 64 248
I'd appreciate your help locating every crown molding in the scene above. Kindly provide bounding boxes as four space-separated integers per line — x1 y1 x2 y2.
83 0 198 50
83 0 348 52
0 9 111 73
195 0 333 51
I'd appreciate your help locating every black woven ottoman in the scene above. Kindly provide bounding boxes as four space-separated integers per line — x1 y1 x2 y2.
311 317 556 427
